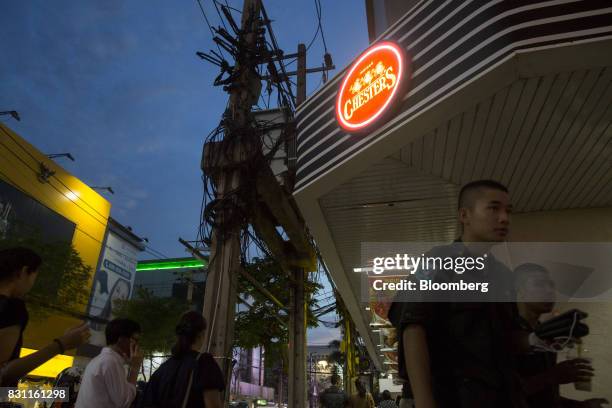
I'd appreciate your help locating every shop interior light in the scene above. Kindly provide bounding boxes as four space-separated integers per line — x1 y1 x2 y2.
369 322 392 328
380 347 396 352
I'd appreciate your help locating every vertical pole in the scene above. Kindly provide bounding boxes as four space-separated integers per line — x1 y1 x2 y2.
313 355 317 408
287 42 308 408
278 360 283 408
296 43 307 105
186 271 194 306
201 0 261 405
289 267 307 408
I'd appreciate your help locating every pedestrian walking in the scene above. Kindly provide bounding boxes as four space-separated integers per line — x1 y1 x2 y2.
378 390 397 408
0 247 90 387
389 180 529 408
515 263 608 408
319 374 347 408
349 380 375 408
75 318 143 408
141 311 224 408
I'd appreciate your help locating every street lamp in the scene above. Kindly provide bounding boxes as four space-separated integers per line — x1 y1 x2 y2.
48 153 75 161
91 186 115 195
0 110 20 121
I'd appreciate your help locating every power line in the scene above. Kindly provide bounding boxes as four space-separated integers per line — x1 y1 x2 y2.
195 0 226 59
0 160 169 262
211 0 230 33
0 139 109 229
0 127 109 222
314 0 328 54
143 244 170 259
143 248 168 260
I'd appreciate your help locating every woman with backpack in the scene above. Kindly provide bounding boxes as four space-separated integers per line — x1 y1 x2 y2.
141 311 223 408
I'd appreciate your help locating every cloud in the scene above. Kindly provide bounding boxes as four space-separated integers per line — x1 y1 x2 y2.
308 326 341 345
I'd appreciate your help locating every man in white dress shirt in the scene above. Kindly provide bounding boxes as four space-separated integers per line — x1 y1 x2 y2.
75 318 143 408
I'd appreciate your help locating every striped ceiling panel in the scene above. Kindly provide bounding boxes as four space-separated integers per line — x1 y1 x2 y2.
400 67 612 212
319 67 612 291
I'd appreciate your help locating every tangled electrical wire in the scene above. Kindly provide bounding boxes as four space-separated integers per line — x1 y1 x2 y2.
192 1 331 323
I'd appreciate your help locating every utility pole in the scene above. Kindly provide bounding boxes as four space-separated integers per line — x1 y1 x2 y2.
200 0 262 405
296 43 307 106
287 42 308 408
197 3 333 406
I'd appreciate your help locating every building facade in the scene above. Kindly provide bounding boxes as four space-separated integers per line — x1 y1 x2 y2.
294 0 612 402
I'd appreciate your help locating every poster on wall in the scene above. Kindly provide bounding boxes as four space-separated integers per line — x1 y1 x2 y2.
0 179 79 311
87 230 140 346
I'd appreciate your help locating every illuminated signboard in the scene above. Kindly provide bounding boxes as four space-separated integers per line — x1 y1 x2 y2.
336 41 410 132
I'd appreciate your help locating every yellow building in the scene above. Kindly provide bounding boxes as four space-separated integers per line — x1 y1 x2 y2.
0 123 111 378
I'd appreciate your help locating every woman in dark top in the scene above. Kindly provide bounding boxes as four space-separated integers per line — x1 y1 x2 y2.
0 247 90 386
142 311 224 408
378 390 398 408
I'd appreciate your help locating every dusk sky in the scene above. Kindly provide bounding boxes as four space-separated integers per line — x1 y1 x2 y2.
1 0 369 344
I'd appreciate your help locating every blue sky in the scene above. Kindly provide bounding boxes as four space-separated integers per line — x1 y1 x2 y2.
0 0 369 344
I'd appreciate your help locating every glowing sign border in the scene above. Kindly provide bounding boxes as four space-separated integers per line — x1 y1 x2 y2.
336 41 409 132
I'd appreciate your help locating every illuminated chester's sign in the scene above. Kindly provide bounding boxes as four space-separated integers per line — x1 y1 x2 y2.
336 41 410 132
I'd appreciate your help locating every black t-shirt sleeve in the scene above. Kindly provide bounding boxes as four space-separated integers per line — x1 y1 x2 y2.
388 299 434 328
0 297 28 330
197 353 225 391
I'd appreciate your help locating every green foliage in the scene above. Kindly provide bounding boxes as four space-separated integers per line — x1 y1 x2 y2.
112 287 189 355
328 339 341 349
234 256 322 367
0 235 92 321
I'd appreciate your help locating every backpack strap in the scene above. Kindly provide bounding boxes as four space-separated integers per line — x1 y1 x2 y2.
180 353 202 408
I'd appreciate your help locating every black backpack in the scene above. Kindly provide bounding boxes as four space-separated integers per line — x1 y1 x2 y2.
139 355 199 408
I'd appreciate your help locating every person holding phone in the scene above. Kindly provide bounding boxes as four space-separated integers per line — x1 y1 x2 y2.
75 318 143 408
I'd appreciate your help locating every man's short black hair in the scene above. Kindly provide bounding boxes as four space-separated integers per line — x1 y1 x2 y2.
105 318 140 345
458 179 508 209
0 247 42 282
330 374 340 386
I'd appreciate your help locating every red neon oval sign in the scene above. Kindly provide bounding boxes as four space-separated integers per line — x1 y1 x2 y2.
336 41 410 132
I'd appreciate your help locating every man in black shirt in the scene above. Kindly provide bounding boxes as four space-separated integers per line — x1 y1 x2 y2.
319 374 348 408
388 180 526 408
514 263 608 408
